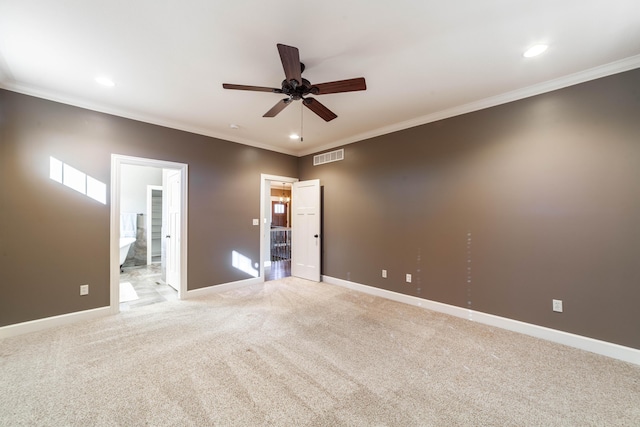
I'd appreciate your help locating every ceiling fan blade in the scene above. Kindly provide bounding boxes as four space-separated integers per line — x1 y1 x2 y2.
263 98 292 117
303 98 337 122
277 43 302 86
222 83 281 93
312 77 367 95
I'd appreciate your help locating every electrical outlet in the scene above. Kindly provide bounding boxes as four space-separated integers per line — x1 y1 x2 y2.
552 299 563 313
406 274 412 283
382 269 387 278
80 284 89 296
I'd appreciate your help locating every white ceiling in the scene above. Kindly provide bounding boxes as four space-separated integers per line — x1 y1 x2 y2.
1 1 639 157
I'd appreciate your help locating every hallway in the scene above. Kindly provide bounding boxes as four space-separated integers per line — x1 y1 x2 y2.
265 260 291 281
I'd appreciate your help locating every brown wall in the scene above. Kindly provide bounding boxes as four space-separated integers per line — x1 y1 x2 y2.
0 90 297 326
299 68 640 349
3 69 640 350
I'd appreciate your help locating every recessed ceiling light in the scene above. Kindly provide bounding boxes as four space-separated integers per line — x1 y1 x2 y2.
523 44 548 58
95 76 115 87
230 124 239 130
289 134 300 140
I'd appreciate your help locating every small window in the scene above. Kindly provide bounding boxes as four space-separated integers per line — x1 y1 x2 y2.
274 203 285 214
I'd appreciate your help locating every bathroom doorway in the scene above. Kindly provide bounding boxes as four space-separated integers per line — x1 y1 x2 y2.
110 155 188 314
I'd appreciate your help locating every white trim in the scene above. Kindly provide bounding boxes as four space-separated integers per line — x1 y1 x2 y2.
111 155 188 314
259 174 298 281
185 277 262 299
0 307 111 339
3 273 636 366
322 275 640 366
0 277 260 338
297 55 640 157
0 82 299 157
4 57 638 158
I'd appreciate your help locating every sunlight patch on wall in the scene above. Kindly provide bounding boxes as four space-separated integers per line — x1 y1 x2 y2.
232 250 259 278
49 156 106 204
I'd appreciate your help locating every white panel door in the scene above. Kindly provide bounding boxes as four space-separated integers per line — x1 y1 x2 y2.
166 170 181 291
291 179 320 282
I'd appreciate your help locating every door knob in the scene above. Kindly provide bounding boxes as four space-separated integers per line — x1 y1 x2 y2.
166 235 171 238
314 234 319 238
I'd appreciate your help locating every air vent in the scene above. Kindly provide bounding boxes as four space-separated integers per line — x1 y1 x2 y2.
313 149 344 166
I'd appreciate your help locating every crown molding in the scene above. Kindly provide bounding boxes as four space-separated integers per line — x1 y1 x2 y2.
3 54 639 158
297 54 640 157
0 81 299 157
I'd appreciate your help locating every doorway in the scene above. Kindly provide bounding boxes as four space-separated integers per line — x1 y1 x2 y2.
260 174 297 281
110 155 188 314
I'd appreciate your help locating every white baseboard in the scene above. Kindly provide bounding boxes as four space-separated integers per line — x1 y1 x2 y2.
322 275 640 366
185 277 262 299
0 278 263 339
0 306 111 340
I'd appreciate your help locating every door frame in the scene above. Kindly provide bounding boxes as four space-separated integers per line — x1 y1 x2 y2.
110 154 189 314
260 174 298 280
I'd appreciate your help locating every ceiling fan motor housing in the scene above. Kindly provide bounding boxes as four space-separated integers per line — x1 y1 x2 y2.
281 75 318 100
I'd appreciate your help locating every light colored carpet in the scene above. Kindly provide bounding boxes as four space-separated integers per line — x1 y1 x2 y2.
1 277 639 426
118 282 139 303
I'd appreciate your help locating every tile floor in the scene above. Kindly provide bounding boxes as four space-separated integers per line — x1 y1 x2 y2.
119 263 178 311
120 260 290 310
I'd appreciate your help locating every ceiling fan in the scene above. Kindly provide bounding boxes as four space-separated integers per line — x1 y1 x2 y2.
222 43 366 122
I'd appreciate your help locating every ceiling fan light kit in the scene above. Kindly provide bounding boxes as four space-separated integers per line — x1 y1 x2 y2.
222 43 367 123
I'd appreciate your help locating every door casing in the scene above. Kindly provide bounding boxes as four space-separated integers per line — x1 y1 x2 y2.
260 174 298 280
110 154 188 313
